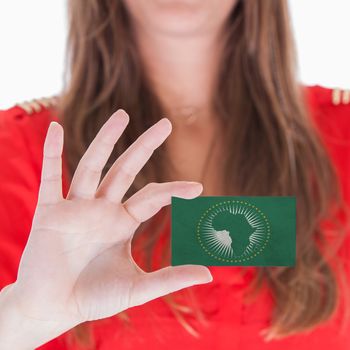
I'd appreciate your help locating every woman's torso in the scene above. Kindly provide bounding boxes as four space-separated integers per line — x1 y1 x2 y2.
0 85 349 349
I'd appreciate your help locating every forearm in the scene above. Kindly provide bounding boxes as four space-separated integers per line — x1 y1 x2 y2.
0 283 73 349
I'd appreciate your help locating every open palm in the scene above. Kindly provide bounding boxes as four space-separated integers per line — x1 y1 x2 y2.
11 110 212 341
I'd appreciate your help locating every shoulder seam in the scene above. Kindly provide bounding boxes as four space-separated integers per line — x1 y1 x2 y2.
14 95 59 115
332 88 350 105
307 85 350 107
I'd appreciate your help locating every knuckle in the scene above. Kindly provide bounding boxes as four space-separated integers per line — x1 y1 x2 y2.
161 267 172 282
124 205 142 225
140 141 154 154
43 154 60 160
118 165 135 180
147 200 159 212
97 133 115 149
144 182 158 190
80 160 102 175
42 174 61 182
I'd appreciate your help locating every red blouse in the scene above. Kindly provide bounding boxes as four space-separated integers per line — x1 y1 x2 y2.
0 85 349 349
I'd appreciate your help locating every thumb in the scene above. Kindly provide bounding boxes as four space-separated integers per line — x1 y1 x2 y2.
129 265 213 307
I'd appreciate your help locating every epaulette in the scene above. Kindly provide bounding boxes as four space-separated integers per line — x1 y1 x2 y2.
331 87 350 106
14 95 59 115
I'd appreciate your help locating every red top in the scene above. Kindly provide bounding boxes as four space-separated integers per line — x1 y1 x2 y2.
0 85 349 349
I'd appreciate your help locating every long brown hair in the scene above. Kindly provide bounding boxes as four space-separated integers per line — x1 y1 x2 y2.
57 0 348 347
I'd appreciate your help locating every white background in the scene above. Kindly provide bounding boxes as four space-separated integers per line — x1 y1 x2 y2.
0 0 349 109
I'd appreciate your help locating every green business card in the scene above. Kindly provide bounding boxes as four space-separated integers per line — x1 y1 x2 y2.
171 196 296 266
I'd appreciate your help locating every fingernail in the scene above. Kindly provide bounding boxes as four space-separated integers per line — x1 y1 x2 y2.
49 121 59 129
198 272 213 284
188 182 203 193
112 109 129 122
193 266 213 284
205 269 213 282
186 181 203 187
158 118 172 131
48 121 62 137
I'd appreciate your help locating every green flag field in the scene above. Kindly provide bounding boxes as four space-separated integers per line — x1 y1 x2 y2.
171 196 296 266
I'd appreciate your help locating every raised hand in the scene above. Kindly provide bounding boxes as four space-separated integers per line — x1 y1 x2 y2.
0 110 212 349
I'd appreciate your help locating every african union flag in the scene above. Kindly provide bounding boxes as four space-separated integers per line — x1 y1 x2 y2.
171 196 296 266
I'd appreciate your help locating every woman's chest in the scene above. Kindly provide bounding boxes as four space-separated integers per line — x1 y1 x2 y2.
164 127 227 195
66 276 349 350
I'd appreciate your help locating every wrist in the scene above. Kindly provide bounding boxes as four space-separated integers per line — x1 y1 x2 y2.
0 283 76 349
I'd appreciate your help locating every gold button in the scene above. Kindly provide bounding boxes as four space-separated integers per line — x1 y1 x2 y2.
15 95 58 115
332 88 341 105
342 89 350 104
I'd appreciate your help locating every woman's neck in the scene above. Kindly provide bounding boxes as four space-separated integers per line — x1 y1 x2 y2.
131 25 227 194
133 27 224 126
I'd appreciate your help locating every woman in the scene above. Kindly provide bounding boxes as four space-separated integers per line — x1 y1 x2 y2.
0 0 349 349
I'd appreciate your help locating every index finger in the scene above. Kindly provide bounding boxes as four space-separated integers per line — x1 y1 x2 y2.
66 110 129 200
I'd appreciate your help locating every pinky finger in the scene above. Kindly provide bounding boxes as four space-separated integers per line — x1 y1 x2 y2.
37 121 64 205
